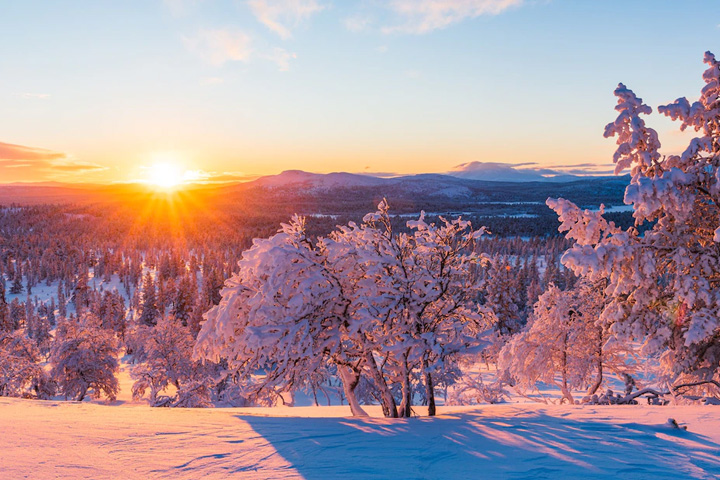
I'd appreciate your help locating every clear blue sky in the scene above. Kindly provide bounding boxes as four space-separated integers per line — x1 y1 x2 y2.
0 0 717 183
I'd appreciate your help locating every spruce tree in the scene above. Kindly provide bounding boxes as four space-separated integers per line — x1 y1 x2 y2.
172 275 194 327
139 273 159 327
57 283 67 318
10 264 23 295
0 278 10 332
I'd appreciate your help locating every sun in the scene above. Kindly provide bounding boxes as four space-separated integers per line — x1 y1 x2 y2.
146 161 184 189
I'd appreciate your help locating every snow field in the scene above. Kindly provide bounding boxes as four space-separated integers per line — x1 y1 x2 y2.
2 398 719 479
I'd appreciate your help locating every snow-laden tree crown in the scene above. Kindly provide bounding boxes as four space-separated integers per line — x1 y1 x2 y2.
548 51 720 386
195 201 496 417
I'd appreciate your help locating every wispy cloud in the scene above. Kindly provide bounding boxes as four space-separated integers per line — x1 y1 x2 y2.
0 158 107 175
262 47 297 71
47 162 108 173
451 160 614 178
0 142 66 161
539 162 617 176
183 170 260 184
184 29 298 71
0 141 107 179
344 15 373 33
15 93 51 99
183 29 252 66
383 0 523 34
248 0 324 39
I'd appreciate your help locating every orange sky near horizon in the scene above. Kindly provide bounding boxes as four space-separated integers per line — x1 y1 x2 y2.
0 137 623 185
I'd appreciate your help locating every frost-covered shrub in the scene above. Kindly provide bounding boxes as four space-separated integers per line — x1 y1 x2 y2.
447 373 507 405
499 281 634 404
131 316 216 407
50 314 119 401
0 330 53 399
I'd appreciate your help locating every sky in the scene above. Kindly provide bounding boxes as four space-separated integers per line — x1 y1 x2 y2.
0 0 717 184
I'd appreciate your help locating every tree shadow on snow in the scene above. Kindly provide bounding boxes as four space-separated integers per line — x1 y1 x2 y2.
237 410 720 480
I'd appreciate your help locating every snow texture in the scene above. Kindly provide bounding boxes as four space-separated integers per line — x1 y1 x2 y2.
1 398 719 479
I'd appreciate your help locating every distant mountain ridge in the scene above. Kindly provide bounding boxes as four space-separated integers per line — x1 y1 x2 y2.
247 168 608 192
253 170 387 188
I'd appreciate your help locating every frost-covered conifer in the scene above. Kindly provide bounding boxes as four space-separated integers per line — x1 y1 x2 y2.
139 273 159 327
72 270 90 313
0 280 10 332
48 297 56 327
9 299 25 330
547 52 720 388
201 267 224 307
483 257 523 336
97 290 127 339
172 275 194 327
57 283 67 318
10 264 23 295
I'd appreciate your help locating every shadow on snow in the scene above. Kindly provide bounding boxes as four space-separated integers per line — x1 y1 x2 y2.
234 410 720 480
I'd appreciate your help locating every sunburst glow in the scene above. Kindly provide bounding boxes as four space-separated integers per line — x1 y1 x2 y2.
147 161 184 189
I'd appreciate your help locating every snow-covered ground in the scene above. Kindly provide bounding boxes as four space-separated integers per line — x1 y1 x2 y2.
2 397 719 479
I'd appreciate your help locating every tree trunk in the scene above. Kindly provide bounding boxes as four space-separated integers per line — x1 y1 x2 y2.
423 360 436 417
398 351 412 417
587 326 604 396
76 386 88 402
337 365 368 417
399 370 412 418
311 385 319 406
364 352 398 418
560 332 573 404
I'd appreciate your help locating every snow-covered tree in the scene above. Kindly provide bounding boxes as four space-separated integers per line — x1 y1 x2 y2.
547 52 720 390
196 203 494 417
333 205 493 416
131 316 214 407
139 272 159 327
196 215 368 414
72 270 90 313
172 274 194 327
321 207 406 417
29 306 52 354
57 283 67 318
482 257 523 337
50 314 120 401
0 330 53 398
9 299 25 330
499 281 633 403
48 297 56 327
0 280 10 332
10 263 23 295
96 290 127 339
